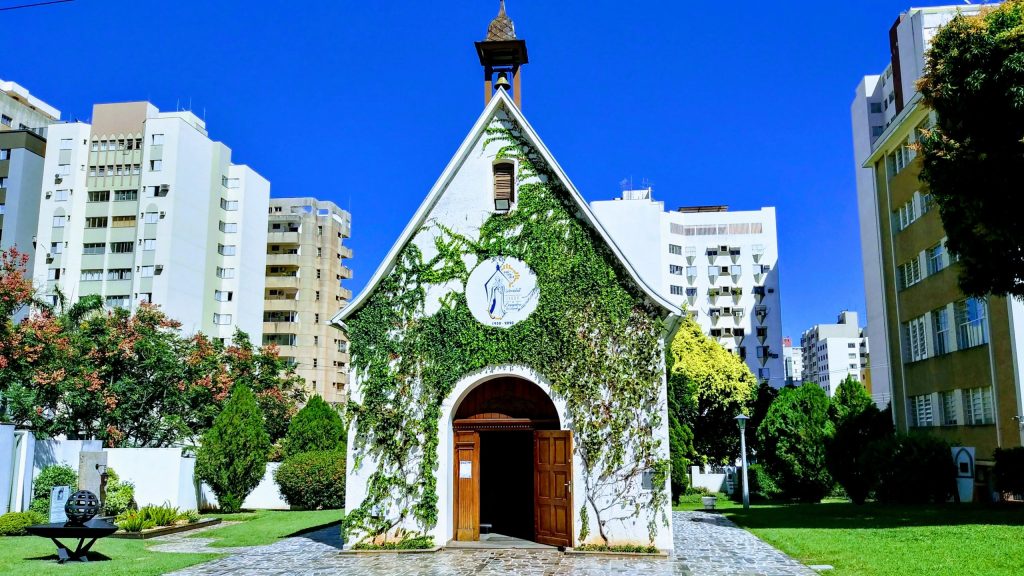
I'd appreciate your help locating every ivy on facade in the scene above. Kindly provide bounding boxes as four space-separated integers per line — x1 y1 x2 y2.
343 109 670 545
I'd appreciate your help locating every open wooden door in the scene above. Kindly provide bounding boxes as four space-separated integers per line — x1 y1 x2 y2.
453 431 480 541
534 430 572 547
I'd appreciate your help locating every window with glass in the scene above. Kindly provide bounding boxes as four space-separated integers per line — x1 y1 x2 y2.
105 295 130 308
899 257 921 289
141 238 156 251
83 243 105 255
53 189 69 202
668 244 682 255
216 267 235 279
940 390 958 426
143 212 159 224
85 216 108 228
52 215 66 228
110 241 134 254
903 316 928 362
927 242 947 275
107 268 132 281
213 313 232 325
910 394 933 427
140 266 155 277
933 307 951 355
114 189 138 202
962 387 994 425
669 264 683 275
218 244 236 256
88 190 110 202
112 215 136 228
219 221 238 233
955 298 988 349
220 199 239 211
80 269 103 281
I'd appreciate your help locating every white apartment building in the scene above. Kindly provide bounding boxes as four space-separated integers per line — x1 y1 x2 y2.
800 311 869 397
32 102 269 341
851 4 983 410
782 336 804 387
592 189 784 385
0 78 60 135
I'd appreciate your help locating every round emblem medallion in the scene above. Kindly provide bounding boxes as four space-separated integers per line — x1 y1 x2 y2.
465 257 539 328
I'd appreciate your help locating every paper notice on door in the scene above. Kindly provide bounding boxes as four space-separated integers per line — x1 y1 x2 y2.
459 460 472 479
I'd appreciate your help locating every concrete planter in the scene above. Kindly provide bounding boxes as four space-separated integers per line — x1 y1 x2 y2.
701 496 718 510
110 517 221 539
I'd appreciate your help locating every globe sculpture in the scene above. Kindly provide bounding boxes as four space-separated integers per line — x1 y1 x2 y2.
64 490 100 526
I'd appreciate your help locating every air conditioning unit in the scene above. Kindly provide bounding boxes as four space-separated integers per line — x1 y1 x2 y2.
45 191 52 199
719 245 729 253
159 211 166 219
155 265 164 275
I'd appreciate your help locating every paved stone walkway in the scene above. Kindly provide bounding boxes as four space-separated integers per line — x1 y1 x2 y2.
166 511 817 576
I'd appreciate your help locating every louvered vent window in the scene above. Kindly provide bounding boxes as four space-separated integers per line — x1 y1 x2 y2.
493 163 514 211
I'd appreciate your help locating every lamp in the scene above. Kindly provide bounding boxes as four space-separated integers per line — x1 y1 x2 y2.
735 414 750 509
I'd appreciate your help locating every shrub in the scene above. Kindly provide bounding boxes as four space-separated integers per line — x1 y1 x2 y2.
351 535 433 550
116 510 155 533
994 447 1024 497
103 468 136 517
195 385 271 513
274 450 346 510
30 464 78 519
742 463 781 501
138 503 180 527
825 403 893 504
0 511 46 536
867 433 955 504
668 415 693 502
757 384 834 502
179 509 201 524
284 395 346 457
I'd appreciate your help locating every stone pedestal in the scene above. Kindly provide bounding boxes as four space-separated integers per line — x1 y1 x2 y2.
78 452 108 497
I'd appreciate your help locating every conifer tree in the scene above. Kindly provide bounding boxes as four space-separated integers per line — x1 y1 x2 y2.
195 384 270 512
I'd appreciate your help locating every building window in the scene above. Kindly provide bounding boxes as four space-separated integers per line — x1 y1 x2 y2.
903 316 928 362
955 298 988 349
49 242 63 255
141 239 156 251
85 216 108 228
940 390 958 426
214 290 233 302
910 394 933 427
492 162 515 211
107 268 132 281
1 115 11 127
112 215 136 228
0 149 9 160
140 265 155 277
926 242 947 276
758 368 770 380
114 189 138 202
151 134 164 145
898 257 921 289
143 212 159 224
685 287 697 297
80 269 103 281
220 198 239 211
730 265 742 276
668 244 682 255
933 307 950 355
219 221 238 233
110 241 134 254
670 285 684 296
88 190 110 202
216 267 235 279
53 189 70 202
213 313 233 325
669 264 683 275
83 243 105 255
105 295 130 308
52 215 66 228
218 244 236 256
150 160 162 171
962 387 994 425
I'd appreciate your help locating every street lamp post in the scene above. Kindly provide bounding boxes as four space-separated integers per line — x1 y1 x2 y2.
735 414 750 510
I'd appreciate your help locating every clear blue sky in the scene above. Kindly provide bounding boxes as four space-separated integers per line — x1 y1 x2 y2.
0 0 958 338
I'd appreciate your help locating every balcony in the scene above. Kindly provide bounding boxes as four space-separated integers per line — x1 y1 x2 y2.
266 275 299 289
339 265 353 280
338 245 353 259
267 231 299 244
267 253 300 267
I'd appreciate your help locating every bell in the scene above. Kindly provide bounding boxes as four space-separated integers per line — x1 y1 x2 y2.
494 71 511 91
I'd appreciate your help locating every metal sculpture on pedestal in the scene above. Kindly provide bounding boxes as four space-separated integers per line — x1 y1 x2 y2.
63 490 100 526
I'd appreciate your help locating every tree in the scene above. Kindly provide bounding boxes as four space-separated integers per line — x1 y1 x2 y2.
757 383 834 502
195 384 270 512
284 395 346 457
668 316 756 465
746 379 779 458
829 376 874 423
825 395 892 504
918 1 1024 297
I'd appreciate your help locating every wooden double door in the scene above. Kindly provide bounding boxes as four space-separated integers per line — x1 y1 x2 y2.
453 430 572 547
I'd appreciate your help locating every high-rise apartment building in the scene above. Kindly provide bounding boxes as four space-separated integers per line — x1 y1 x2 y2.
592 189 784 384
0 80 60 285
782 336 804 387
264 197 353 403
799 311 869 397
853 5 1024 470
32 102 269 342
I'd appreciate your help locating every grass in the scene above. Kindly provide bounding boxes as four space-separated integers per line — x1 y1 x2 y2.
0 536 218 576
195 509 342 547
675 497 1024 576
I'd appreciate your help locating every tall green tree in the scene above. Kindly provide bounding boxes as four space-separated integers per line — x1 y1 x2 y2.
758 383 834 502
825 377 892 504
284 395 346 457
195 384 270 513
668 316 756 464
918 1 1024 296
829 376 874 423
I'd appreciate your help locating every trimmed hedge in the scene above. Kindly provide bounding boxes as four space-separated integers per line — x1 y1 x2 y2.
274 450 346 510
0 511 46 536
284 396 346 457
994 447 1024 496
30 464 78 517
868 433 955 504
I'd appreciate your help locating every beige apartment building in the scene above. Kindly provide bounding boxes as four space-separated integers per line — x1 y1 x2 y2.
264 198 353 404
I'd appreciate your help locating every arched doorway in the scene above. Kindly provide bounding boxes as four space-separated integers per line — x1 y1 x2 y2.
451 376 572 547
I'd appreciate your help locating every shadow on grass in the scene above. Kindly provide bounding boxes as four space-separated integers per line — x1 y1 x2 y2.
25 552 113 562
724 501 1024 530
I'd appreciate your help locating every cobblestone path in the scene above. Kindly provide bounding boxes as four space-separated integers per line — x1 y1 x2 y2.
166 511 817 575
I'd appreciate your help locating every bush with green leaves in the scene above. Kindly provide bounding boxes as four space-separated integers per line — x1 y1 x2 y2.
994 447 1024 497
825 378 893 505
284 395 346 457
867 433 955 504
30 464 78 517
139 503 180 526
757 383 834 502
115 509 155 532
103 467 136 516
274 450 346 510
195 384 271 513
0 511 46 536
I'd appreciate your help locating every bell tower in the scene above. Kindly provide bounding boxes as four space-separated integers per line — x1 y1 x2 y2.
476 0 529 108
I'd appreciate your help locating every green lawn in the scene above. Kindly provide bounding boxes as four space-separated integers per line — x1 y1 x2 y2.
0 536 218 576
676 497 1024 576
196 508 342 547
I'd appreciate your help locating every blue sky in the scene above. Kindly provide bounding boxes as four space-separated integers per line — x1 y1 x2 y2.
0 0 961 338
